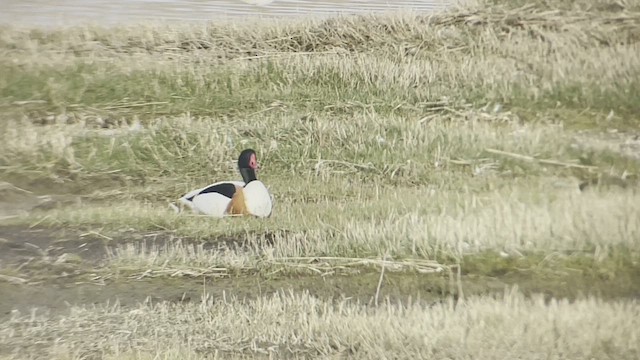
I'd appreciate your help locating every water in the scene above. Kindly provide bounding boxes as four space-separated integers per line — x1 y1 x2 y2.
0 0 448 27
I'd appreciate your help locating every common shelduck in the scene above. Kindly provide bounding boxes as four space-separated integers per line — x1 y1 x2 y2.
177 149 273 218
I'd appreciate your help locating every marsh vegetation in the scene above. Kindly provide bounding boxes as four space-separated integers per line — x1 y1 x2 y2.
1 0 639 358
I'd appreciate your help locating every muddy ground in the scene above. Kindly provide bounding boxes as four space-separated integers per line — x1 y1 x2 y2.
1 224 640 320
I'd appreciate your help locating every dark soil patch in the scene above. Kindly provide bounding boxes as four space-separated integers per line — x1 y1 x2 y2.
0 225 252 266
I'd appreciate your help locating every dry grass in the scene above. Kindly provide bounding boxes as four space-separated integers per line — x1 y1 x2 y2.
1 0 639 358
1 0 639 119
1 290 639 359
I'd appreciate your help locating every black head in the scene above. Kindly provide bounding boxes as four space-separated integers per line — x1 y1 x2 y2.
237 149 258 183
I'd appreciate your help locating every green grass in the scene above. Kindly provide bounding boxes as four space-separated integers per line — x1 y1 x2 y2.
1 0 638 271
1 0 640 358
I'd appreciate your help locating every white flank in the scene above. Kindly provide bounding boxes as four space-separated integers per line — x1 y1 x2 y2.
190 192 233 217
178 180 245 217
243 181 273 218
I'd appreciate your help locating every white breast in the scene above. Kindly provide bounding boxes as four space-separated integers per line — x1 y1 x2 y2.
243 181 273 218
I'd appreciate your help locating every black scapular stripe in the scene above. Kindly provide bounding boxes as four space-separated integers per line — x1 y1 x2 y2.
188 182 237 200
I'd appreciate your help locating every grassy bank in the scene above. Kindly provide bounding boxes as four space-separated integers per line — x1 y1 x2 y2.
0 0 639 358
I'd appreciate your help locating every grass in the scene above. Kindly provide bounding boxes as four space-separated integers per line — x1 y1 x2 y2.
1 0 639 358
1 291 639 359
1 1 640 120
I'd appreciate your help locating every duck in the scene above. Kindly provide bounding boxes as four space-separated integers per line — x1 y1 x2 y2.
177 149 273 218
